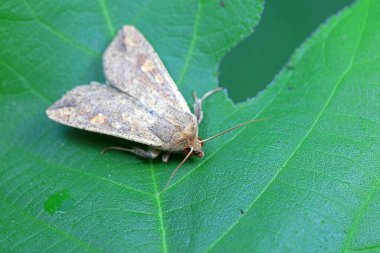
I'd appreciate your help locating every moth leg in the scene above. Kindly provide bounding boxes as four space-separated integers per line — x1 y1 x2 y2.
193 88 223 124
101 146 160 159
161 152 171 163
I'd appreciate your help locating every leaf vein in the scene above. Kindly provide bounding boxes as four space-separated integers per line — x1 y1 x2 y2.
22 0 99 57
341 178 380 252
0 60 51 103
0 197 101 253
177 0 202 86
7 146 154 197
350 244 380 252
98 0 116 37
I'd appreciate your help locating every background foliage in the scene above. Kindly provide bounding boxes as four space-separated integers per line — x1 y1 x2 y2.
221 0 354 102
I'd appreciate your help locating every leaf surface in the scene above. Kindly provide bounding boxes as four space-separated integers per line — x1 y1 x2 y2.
1 0 380 252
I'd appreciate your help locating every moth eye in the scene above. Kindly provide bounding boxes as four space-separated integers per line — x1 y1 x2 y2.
183 148 191 155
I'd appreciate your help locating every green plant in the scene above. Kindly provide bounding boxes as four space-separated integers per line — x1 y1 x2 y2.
1 0 379 252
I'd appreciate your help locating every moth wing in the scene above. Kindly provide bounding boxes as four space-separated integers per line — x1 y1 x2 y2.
46 82 195 149
103 25 191 115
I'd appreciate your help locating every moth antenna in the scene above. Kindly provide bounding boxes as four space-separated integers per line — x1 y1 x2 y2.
163 147 194 191
201 117 272 143
200 87 224 101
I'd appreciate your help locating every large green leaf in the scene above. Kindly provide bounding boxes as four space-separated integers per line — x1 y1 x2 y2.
1 0 379 252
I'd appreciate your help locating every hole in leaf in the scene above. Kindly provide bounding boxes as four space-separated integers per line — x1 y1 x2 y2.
219 0 354 103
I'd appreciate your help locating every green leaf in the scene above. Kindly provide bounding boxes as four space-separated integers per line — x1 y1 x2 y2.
1 0 379 253
0 0 263 252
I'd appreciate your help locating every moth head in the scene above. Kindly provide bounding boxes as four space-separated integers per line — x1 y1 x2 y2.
194 139 205 158
183 138 204 158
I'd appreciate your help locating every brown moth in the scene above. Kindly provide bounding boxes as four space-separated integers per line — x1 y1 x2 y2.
46 25 268 188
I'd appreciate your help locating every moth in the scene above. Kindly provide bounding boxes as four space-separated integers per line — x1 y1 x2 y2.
46 25 267 188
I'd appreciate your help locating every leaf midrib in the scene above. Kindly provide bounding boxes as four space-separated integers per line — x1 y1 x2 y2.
150 161 168 253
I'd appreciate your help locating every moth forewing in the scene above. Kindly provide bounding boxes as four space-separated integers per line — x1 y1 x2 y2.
103 25 191 115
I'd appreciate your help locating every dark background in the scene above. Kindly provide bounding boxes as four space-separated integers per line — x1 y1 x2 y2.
220 0 354 102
